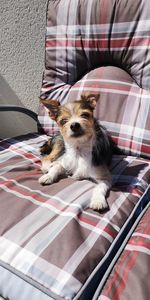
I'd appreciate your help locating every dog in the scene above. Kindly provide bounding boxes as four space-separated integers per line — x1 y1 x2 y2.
39 93 116 210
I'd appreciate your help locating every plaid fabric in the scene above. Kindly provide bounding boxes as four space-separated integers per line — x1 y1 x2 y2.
97 206 150 300
38 0 150 158
0 134 149 300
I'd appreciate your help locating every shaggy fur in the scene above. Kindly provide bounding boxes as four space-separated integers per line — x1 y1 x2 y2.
39 93 120 210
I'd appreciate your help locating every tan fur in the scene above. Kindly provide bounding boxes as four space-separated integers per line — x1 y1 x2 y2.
41 138 64 163
57 101 95 142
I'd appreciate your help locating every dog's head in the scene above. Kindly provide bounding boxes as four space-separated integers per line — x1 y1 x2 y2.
40 93 99 144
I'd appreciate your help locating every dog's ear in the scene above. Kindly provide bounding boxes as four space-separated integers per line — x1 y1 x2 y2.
81 92 100 110
40 98 60 121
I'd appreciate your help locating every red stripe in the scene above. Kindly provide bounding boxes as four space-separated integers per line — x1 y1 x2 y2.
46 36 150 49
113 251 139 300
10 145 40 164
106 221 150 300
131 187 143 197
112 221 150 300
0 179 50 204
79 215 116 238
103 216 150 297
77 213 116 239
112 136 150 155
78 215 97 227
129 237 150 250
74 82 135 92
100 0 108 49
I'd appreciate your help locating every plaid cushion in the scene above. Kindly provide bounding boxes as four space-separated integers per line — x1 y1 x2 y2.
95 205 150 300
38 0 150 159
0 134 149 300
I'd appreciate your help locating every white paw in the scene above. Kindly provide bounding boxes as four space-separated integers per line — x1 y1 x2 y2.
41 160 53 174
39 173 54 185
71 174 83 180
89 194 108 210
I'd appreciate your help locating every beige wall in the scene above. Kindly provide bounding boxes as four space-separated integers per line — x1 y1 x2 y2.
0 0 47 138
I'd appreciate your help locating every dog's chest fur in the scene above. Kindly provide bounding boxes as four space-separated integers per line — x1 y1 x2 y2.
60 141 93 175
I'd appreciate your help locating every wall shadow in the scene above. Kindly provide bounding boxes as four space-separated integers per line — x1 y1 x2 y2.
0 75 37 139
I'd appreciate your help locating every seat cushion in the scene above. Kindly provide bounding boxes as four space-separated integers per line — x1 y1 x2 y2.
93 205 150 300
0 133 149 300
68 66 150 158
38 0 150 159
39 65 150 159
41 0 150 91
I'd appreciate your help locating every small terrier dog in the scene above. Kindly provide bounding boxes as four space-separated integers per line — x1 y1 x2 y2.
39 93 114 210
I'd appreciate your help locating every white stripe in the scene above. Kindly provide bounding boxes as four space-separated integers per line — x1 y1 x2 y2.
99 296 111 300
0 160 33 176
79 220 113 243
68 86 150 98
133 92 150 151
0 148 40 168
126 244 150 255
46 45 150 51
101 121 150 140
46 20 150 35
72 73 88 100
84 211 120 232
77 78 139 88
0 135 44 163
47 35 150 41
118 87 147 153
132 232 150 240
0 151 16 163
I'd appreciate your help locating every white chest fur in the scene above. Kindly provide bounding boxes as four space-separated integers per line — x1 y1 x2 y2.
60 142 93 177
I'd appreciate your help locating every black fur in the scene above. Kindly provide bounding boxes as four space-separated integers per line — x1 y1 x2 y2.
92 119 122 166
40 134 65 156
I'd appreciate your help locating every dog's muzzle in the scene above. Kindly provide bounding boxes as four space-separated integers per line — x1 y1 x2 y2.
70 122 84 137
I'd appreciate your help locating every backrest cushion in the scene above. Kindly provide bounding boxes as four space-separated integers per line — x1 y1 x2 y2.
38 0 150 158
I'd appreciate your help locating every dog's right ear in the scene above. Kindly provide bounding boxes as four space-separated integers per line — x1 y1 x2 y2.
40 98 60 121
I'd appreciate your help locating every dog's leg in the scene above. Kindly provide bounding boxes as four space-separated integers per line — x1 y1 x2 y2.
39 162 65 185
89 180 111 210
89 165 111 210
41 157 54 174
40 136 65 174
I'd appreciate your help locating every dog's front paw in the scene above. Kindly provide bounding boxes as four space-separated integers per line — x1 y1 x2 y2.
41 160 53 174
89 194 108 211
39 173 54 185
71 174 83 180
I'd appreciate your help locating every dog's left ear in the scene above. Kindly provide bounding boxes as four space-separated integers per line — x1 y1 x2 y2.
81 92 100 110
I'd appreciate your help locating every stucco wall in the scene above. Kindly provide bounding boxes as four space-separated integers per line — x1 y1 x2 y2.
0 0 47 138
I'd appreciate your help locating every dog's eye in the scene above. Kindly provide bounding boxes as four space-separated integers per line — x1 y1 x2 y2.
59 118 68 126
81 112 90 119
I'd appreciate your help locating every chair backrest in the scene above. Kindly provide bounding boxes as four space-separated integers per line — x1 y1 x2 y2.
38 0 150 159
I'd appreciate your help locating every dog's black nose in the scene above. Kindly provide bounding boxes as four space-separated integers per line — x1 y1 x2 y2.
70 122 81 132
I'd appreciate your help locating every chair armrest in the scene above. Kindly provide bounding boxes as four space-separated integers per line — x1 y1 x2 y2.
0 105 37 122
